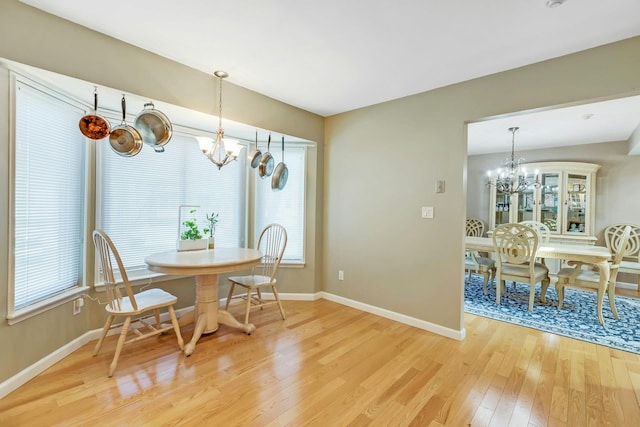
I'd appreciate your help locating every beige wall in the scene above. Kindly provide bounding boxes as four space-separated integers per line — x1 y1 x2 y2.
0 0 324 382
324 37 640 332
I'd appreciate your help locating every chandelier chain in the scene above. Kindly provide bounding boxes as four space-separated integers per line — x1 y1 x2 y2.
218 75 223 131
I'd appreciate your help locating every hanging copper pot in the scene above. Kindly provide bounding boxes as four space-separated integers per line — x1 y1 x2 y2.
78 87 110 140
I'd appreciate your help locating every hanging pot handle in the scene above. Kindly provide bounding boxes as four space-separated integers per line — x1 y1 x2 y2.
267 132 271 152
281 135 285 162
93 87 98 112
121 95 126 124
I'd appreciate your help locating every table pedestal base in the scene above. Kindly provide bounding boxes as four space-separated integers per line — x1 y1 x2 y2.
180 274 256 356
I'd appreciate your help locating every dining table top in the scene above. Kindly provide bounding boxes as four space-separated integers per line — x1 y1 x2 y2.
465 236 611 263
145 247 263 276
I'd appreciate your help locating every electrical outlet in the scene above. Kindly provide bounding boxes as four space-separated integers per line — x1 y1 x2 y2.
72 298 82 315
338 270 344 280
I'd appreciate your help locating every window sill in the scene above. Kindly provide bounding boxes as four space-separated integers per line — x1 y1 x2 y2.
280 261 305 268
7 286 89 325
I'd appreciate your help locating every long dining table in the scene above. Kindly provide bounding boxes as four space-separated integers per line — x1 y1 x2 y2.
465 236 613 324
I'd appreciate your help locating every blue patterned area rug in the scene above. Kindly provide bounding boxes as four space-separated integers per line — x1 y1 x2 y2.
464 275 640 354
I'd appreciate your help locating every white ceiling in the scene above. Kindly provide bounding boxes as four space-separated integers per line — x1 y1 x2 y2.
16 0 640 154
467 95 640 155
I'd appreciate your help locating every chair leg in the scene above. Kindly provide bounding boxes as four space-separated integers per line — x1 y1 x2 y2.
482 272 489 295
225 282 235 310
109 316 132 377
607 291 619 320
528 284 535 312
256 288 264 309
496 276 503 305
272 285 286 320
596 287 605 325
244 288 252 324
94 314 115 356
154 309 161 329
167 305 184 350
540 278 551 304
555 282 565 309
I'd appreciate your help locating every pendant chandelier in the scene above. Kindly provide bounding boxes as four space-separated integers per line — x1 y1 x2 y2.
196 71 241 169
487 127 539 195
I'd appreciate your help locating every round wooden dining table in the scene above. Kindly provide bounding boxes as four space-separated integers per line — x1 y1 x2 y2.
145 247 262 356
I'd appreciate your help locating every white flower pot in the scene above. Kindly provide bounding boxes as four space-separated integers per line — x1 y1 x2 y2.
176 238 208 252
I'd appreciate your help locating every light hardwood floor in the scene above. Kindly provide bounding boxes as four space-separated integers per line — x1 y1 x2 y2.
1 293 640 426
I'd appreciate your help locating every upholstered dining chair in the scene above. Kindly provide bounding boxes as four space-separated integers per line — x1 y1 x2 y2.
519 220 551 266
519 221 551 244
226 223 288 324
492 223 551 311
92 230 184 377
465 218 496 294
557 225 632 323
604 223 640 290
466 218 484 237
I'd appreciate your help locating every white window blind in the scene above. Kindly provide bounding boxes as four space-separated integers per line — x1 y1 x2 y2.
255 145 306 262
96 133 246 280
13 81 86 309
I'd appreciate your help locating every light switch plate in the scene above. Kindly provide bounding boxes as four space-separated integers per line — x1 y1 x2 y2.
422 206 434 219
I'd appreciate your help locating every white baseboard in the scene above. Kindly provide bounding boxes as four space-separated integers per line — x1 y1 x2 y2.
316 292 465 341
0 330 97 399
0 306 193 399
0 295 461 399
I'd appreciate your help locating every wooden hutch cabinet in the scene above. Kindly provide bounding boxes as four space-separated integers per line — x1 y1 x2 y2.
489 162 600 245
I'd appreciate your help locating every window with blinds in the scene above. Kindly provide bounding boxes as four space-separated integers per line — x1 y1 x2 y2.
255 145 306 263
10 70 308 309
12 80 86 311
96 133 247 282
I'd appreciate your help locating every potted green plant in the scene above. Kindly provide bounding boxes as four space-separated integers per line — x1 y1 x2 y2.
177 207 208 251
203 212 219 249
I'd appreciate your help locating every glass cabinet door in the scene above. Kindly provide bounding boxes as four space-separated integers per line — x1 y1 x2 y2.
517 173 536 222
488 162 599 242
539 172 559 233
494 189 511 228
565 173 588 235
